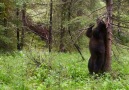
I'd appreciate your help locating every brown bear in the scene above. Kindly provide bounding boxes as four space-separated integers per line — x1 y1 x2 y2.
86 19 107 74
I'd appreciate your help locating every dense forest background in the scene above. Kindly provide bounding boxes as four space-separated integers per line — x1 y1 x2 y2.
1 0 129 52
1 0 129 90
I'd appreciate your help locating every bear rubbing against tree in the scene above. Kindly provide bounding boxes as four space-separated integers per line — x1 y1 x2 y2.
86 19 107 74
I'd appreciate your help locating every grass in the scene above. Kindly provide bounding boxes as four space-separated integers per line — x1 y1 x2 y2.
0 48 129 90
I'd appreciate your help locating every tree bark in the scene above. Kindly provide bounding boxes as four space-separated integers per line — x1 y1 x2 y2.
49 0 53 52
59 0 67 52
21 3 26 50
104 0 113 71
59 22 65 52
16 8 21 50
3 4 7 35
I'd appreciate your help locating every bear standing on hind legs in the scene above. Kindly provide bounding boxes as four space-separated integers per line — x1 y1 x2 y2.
86 19 107 74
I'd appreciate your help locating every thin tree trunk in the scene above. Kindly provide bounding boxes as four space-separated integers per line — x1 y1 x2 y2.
49 0 53 52
3 18 7 34
16 8 21 50
21 3 26 50
59 0 66 52
3 5 7 35
59 24 65 52
104 0 113 71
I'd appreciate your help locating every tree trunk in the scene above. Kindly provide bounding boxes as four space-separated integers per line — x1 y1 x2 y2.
3 4 7 35
21 3 26 50
49 0 53 52
59 0 66 52
16 8 21 50
3 18 7 35
59 22 65 52
104 0 113 71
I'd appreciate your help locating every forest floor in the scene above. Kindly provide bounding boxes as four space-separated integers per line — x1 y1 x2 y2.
0 48 129 90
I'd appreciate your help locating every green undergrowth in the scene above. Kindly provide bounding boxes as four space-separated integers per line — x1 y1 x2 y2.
0 48 129 90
